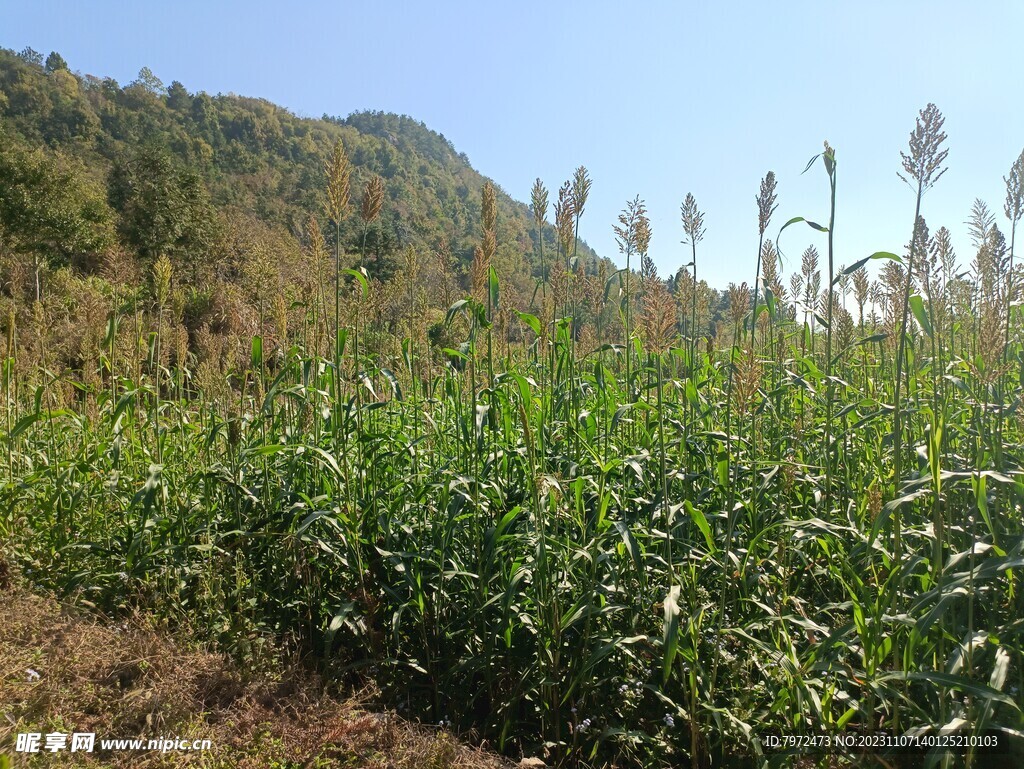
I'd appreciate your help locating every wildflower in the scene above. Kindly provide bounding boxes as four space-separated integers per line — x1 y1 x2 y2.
664 714 675 727
26 668 40 682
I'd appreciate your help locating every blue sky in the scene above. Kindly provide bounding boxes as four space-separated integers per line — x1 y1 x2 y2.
3 1 1022 288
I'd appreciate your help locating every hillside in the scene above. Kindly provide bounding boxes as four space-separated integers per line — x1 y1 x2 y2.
0 46 606 375
0 47 603 264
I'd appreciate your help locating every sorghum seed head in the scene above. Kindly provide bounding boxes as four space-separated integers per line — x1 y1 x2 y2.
360 174 385 225
325 139 351 224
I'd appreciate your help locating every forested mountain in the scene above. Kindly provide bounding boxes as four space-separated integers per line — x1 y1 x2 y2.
0 46 610 375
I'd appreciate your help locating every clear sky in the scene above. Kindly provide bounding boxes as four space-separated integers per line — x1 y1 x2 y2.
3 1 1022 288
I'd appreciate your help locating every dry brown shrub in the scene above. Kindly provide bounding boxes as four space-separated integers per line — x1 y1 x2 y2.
0 586 514 769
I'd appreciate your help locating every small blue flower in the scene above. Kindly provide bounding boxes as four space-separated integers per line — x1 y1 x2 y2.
663 714 675 727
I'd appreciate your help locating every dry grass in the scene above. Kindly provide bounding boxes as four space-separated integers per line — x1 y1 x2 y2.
0 575 516 769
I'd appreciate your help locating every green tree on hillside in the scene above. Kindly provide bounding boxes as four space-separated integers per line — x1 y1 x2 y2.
107 144 216 269
133 66 165 95
17 47 42 67
0 133 114 299
44 51 68 72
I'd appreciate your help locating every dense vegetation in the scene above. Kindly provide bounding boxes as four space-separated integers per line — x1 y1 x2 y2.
0 45 616 384
3 47 1024 768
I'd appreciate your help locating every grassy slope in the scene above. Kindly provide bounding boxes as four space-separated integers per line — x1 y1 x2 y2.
0 569 515 769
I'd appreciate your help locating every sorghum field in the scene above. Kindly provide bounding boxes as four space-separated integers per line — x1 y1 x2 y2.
3 99 1024 768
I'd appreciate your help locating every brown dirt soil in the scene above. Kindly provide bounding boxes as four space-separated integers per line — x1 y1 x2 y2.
0 578 517 768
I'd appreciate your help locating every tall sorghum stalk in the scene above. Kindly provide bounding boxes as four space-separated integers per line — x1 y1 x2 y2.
531 178 549 301
680 193 706 434
891 105 947 733
530 179 550 426
481 181 497 390
821 143 837 498
358 172 385 520
554 181 574 393
681 192 706 353
151 254 172 465
750 172 778 349
998 150 1024 599
325 139 351 435
1003 150 1024 359
306 216 328 361
894 104 948 556
324 139 366 607
1000 150 1024 468
613 197 645 402
569 166 592 322
966 199 995 367
741 173 777 627
474 182 498 489
634 215 655 446
711 282 750 706
921 223 952 682
568 168 591 451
